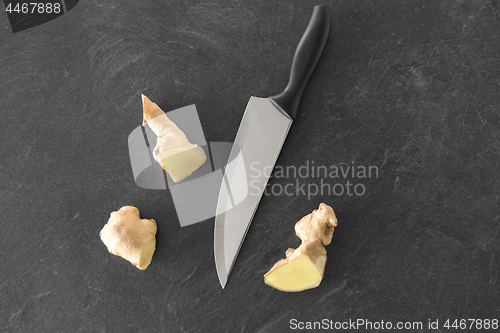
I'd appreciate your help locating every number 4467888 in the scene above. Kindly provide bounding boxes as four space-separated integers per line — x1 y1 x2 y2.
444 318 498 330
5 2 61 14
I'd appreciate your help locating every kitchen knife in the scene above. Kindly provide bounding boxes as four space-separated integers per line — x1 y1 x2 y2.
214 5 331 288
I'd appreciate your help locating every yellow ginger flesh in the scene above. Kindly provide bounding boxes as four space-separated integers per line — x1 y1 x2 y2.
142 94 206 182
264 203 338 292
100 206 157 270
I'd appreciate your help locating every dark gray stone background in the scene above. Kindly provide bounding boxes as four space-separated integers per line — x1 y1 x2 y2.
1 0 499 332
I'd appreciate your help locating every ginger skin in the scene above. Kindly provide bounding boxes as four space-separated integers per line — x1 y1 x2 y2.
141 94 206 182
264 203 338 292
100 206 157 270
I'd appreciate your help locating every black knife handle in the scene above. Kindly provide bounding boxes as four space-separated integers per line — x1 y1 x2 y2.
270 5 331 120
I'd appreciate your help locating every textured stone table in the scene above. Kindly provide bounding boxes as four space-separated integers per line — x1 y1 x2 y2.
1 1 499 332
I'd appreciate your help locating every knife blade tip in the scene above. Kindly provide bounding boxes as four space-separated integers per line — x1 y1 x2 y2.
217 273 228 289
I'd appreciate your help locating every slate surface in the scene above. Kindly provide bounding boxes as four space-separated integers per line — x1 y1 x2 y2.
1 1 500 332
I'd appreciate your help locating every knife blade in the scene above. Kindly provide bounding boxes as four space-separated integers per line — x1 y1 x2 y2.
214 5 331 288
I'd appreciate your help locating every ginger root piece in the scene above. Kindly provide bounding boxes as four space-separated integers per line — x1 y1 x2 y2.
264 203 338 292
100 206 157 270
141 94 206 182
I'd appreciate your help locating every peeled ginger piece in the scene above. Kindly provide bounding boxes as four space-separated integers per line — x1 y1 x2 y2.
100 206 157 270
264 203 338 292
156 146 206 183
264 247 326 292
141 94 206 182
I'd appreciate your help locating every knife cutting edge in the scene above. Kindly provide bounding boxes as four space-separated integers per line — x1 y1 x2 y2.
214 5 331 288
